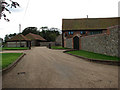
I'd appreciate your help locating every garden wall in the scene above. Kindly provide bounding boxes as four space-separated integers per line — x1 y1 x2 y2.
81 26 119 57
40 42 55 46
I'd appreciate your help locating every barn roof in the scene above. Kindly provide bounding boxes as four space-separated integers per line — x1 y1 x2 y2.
7 34 30 41
25 33 46 41
62 17 119 31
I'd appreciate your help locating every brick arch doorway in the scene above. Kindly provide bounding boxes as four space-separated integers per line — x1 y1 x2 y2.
73 36 79 50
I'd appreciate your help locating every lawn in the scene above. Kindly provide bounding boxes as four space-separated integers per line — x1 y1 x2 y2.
1 53 23 69
51 46 69 49
66 50 120 61
2 47 29 50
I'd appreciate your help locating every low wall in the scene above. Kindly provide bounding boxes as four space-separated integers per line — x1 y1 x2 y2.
40 42 55 46
81 26 119 57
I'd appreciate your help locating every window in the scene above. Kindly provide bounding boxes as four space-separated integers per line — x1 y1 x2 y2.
80 31 83 34
71 31 73 35
68 32 71 35
68 31 74 35
83 31 86 34
80 31 86 35
89 31 102 35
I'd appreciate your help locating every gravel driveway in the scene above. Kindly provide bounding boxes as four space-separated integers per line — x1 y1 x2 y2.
2 47 118 88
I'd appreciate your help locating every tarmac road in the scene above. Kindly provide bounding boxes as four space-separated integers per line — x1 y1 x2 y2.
2 47 118 88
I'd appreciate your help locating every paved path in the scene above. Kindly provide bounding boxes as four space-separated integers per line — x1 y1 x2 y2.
2 47 118 88
1 50 28 53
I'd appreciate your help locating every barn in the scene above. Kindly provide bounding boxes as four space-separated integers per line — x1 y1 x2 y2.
62 17 119 50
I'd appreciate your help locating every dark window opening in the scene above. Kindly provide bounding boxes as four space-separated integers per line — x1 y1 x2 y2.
80 31 86 35
89 31 102 35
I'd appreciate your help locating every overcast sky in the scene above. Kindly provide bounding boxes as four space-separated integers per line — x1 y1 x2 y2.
0 0 119 39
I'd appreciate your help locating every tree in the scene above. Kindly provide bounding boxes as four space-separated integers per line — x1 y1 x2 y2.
40 27 60 42
22 27 39 36
40 26 49 31
0 0 20 21
4 33 17 41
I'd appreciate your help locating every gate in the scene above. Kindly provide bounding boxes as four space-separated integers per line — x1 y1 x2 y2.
73 36 79 50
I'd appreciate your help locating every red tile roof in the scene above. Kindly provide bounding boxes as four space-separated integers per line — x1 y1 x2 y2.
7 34 30 41
25 33 46 41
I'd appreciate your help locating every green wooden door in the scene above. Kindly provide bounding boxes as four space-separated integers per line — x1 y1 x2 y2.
73 36 79 50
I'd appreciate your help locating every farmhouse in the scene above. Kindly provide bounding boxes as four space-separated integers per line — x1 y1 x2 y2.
62 17 119 57
6 34 31 47
25 33 46 46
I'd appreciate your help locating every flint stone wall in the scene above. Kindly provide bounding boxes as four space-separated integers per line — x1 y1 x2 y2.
81 26 119 57
66 38 73 49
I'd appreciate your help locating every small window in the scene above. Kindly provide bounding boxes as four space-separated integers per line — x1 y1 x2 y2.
71 31 73 35
80 31 86 35
68 32 71 35
83 31 86 34
80 31 83 34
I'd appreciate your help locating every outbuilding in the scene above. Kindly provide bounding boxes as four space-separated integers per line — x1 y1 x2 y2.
25 33 46 46
6 34 31 47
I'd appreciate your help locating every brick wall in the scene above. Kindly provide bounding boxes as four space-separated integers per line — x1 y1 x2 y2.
81 26 119 57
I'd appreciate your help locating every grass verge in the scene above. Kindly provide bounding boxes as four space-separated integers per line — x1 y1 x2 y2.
51 46 69 49
66 50 120 61
2 47 29 50
2 53 23 69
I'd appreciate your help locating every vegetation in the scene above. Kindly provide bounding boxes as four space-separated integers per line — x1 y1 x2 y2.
51 46 69 49
0 0 20 21
4 26 60 42
2 47 29 50
2 53 23 69
66 50 120 61
22 27 39 36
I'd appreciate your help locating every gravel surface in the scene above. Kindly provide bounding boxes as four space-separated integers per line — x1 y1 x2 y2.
2 47 118 88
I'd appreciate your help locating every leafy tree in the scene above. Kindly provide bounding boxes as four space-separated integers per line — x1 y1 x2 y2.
0 0 20 21
4 34 9 41
4 33 17 41
40 27 60 42
40 26 49 31
22 27 39 36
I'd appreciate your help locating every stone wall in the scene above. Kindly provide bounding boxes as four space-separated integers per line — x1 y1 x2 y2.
55 34 62 46
81 26 119 57
66 38 73 49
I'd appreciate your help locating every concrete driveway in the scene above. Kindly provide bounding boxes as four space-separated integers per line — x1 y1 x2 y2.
2 47 118 88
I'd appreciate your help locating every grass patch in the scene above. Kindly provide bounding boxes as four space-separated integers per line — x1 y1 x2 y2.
66 50 120 61
1 53 23 69
2 47 29 50
51 46 69 49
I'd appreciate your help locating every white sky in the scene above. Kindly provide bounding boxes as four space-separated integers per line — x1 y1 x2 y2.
0 0 119 39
